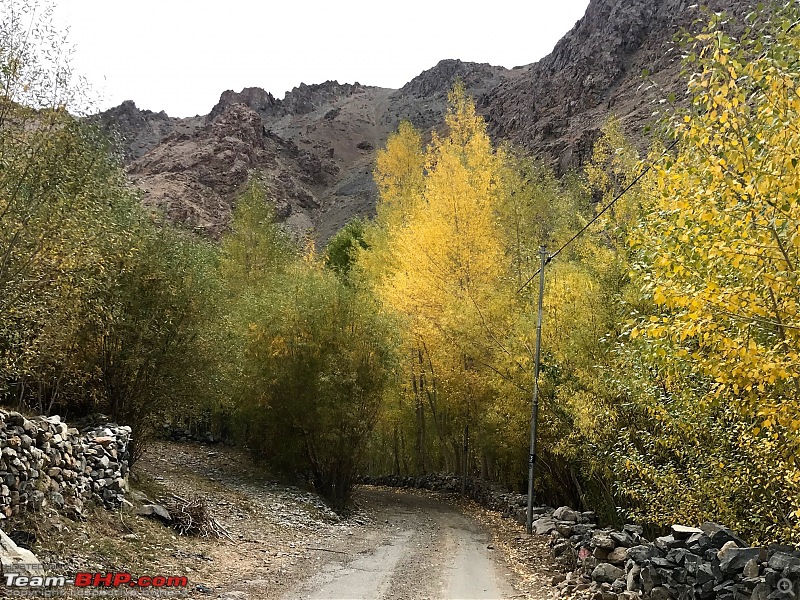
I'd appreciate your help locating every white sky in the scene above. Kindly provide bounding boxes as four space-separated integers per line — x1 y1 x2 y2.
50 0 591 118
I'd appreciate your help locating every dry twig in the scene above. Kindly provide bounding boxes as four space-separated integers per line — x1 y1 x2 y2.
161 494 233 540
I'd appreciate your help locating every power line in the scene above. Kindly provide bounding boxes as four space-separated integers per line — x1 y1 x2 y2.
516 136 681 295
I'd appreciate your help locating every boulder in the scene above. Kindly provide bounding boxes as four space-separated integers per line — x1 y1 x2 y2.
137 504 172 523
610 530 636 547
0 528 44 577
649 586 672 600
671 524 703 540
742 557 760 578
768 552 797 571
626 563 642 592
532 516 557 535
592 531 616 550
700 522 746 548
628 544 656 563
608 546 629 565
717 547 762 574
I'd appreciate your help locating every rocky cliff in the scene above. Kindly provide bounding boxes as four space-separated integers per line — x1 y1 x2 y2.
97 0 748 241
483 0 752 172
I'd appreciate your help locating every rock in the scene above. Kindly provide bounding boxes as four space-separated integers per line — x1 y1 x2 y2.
671 524 703 540
751 581 769 600
611 577 626 593
555 522 574 537
696 562 714 585
623 524 644 536
608 546 629 565
700 522 746 548
649 586 672 600
48 492 64 509
743 557 760 578
553 540 572 557
654 534 683 551
768 552 796 571
685 532 714 553
627 544 655 563
594 546 611 560
610 530 636 548
641 565 662 593
592 532 616 550
137 504 172 523
626 564 641 592
0 527 44 577
553 506 580 522
592 563 625 583
718 547 761 574
717 540 739 554
532 516 557 535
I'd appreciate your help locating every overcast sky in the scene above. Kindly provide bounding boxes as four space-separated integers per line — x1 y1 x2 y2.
50 1 591 118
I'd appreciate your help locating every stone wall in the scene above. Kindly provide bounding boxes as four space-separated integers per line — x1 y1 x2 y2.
545 517 800 600
0 410 131 521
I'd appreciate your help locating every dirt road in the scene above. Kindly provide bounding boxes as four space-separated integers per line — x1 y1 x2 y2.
31 442 554 599
283 489 517 600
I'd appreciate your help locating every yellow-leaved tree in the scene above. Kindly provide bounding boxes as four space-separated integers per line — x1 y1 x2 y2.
362 83 514 477
631 6 800 541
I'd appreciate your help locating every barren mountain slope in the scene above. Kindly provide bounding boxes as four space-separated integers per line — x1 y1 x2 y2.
482 0 753 171
98 0 749 240
109 62 512 241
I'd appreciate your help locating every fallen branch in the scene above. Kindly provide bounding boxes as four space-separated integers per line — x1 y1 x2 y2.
306 547 349 554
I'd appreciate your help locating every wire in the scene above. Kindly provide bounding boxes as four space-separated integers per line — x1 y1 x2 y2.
516 136 680 294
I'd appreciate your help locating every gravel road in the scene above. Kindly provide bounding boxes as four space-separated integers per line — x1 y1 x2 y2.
283 488 518 600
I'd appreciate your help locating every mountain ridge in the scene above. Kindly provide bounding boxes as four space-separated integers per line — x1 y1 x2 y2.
97 0 751 242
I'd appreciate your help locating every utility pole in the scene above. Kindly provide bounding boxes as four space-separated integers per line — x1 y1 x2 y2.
526 246 548 535
462 422 468 496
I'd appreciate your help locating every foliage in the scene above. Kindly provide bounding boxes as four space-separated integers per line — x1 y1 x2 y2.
0 2 225 465
231 264 397 507
624 5 800 542
220 177 293 292
324 217 368 276
218 183 396 506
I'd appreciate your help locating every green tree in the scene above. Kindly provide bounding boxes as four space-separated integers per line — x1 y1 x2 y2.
234 265 397 506
325 218 368 276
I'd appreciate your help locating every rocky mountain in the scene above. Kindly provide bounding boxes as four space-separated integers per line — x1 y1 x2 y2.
483 0 752 172
98 0 749 242
109 61 514 241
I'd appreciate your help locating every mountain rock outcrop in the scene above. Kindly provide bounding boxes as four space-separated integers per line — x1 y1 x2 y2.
93 100 203 162
483 0 752 171
128 103 338 237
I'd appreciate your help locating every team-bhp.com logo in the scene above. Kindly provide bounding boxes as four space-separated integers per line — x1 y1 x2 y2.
4 567 188 595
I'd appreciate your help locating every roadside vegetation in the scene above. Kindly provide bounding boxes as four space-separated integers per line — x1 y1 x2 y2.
2 0 799 541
